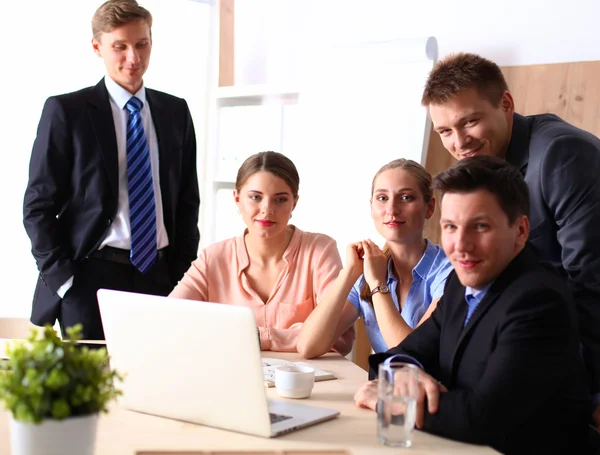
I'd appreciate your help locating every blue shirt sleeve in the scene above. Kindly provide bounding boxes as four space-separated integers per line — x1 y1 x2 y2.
347 275 363 312
430 257 454 300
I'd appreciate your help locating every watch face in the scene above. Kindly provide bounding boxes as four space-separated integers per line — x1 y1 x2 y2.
380 284 390 293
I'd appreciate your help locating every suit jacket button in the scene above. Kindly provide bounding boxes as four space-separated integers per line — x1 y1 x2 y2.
106 218 112 226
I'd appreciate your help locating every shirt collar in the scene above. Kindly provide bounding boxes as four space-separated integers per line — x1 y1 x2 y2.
235 225 302 276
465 282 493 304
413 239 438 280
104 76 147 110
385 239 437 282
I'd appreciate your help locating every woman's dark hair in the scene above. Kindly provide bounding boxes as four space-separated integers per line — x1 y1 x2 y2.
235 151 300 198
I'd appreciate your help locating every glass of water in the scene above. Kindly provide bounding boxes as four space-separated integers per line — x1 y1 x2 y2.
377 362 419 447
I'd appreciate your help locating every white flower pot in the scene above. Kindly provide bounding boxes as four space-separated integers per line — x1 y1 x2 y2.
9 413 98 455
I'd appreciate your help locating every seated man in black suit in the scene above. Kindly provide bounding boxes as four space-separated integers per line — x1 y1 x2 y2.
353 156 589 454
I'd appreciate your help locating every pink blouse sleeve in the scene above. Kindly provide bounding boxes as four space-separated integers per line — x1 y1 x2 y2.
169 249 209 301
259 326 302 352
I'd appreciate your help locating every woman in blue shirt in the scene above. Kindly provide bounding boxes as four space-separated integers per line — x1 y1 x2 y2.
298 159 453 357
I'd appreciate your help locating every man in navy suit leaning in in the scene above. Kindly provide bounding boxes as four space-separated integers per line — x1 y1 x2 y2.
23 0 200 339
354 157 589 454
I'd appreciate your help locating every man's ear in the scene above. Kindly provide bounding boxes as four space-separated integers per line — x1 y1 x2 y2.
501 90 515 115
515 214 530 248
92 37 102 57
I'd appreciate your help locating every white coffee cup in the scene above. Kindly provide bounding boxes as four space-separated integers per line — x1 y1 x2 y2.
274 364 315 399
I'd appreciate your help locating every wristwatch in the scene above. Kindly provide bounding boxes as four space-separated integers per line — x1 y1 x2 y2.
370 283 390 296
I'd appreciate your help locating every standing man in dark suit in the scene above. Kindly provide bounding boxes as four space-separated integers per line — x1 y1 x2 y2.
354 157 589 454
23 0 200 340
420 52 600 429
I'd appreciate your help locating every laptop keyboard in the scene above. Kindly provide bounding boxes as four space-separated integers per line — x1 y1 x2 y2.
270 412 293 424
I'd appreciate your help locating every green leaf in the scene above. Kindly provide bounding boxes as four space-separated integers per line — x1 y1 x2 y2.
51 399 71 420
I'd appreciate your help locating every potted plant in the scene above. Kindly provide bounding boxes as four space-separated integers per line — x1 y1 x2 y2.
0 324 122 455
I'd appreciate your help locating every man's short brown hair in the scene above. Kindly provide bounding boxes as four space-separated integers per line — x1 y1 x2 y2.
92 0 153 40
421 53 509 107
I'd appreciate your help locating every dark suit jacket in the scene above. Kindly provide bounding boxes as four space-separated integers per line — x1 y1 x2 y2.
23 79 200 325
506 113 600 396
370 248 589 454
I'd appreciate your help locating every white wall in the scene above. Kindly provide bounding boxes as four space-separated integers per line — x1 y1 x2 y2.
0 0 213 317
234 0 600 86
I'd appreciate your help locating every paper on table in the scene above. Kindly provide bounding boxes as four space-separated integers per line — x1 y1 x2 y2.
262 357 336 388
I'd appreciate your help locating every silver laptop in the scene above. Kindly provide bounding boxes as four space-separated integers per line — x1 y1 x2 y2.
97 289 340 437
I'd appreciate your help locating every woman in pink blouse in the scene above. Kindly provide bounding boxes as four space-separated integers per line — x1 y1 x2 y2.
169 151 355 354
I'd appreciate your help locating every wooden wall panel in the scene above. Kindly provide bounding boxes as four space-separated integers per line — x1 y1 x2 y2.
219 0 234 87
502 61 600 137
424 60 600 244
424 128 456 246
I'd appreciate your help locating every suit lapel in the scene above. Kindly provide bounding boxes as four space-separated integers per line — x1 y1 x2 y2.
450 288 502 369
145 88 173 230
88 79 119 202
440 275 468 373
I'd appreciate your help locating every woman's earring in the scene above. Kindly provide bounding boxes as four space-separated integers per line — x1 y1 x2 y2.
289 213 293 219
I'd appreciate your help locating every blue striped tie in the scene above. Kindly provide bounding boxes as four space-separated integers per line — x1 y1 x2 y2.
125 96 157 274
464 294 479 326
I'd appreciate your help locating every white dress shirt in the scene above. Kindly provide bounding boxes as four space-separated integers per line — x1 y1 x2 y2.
57 77 169 297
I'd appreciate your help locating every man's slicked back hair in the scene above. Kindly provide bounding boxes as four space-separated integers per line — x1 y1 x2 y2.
433 156 529 225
